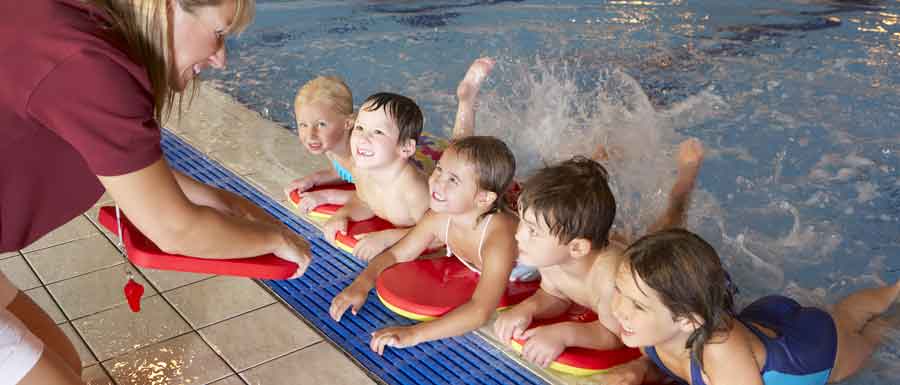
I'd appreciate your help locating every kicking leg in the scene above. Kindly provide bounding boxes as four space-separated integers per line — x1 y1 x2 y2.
452 57 495 139
829 281 900 382
647 138 704 233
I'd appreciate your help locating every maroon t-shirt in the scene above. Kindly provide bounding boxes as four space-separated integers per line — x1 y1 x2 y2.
0 0 162 251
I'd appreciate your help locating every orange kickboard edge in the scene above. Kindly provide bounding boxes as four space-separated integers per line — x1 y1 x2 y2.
97 206 297 279
289 183 356 219
375 257 541 321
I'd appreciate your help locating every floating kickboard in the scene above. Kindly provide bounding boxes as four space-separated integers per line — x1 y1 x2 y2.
510 306 642 376
289 183 356 220
376 256 541 321
333 216 397 253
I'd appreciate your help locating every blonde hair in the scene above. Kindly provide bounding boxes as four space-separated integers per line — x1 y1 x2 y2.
86 0 255 123
294 76 354 117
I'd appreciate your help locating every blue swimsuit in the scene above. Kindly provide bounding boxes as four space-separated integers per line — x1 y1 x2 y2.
647 295 836 385
332 158 353 183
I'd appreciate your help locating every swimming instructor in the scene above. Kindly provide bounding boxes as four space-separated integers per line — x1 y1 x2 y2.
0 0 311 383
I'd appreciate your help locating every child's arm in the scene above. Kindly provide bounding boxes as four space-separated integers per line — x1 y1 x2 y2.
369 221 515 354
283 167 342 198
322 192 375 244
328 212 441 322
519 319 622 368
493 284 571 343
451 57 495 139
296 188 354 214
352 227 412 261
647 138 704 233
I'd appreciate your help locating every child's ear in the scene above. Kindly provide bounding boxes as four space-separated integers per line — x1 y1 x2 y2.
344 118 354 131
675 313 703 333
476 190 498 208
567 238 593 258
399 139 416 159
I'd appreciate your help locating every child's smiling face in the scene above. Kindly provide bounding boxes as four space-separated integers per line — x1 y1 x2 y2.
295 100 350 155
350 104 406 169
428 147 481 214
611 262 687 348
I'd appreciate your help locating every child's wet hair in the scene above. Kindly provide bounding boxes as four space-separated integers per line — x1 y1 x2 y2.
294 76 354 117
517 156 615 249
449 136 516 222
361 93 424 145
624 229 736 368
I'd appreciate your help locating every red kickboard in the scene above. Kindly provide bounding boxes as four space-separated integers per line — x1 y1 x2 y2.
375 257 541 319
289 183 356 217
333 216 397 252
97 206 298 279
512 305 642 374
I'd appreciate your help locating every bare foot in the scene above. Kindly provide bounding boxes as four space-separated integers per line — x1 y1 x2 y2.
457 57 496 102
677 138 704 173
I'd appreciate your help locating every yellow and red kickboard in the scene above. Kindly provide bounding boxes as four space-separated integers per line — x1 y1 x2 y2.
509 306 642 376
375 257 541 321
288 183 356 220
332 216 397 254
97 206 298 279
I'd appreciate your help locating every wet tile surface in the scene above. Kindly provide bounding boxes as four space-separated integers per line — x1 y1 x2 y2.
74 295 191 362
103 332 232 385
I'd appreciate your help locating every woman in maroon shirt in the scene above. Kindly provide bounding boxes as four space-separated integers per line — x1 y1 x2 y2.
0 1 311 383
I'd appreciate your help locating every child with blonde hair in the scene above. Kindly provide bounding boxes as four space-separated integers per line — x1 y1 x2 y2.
284 75 357 213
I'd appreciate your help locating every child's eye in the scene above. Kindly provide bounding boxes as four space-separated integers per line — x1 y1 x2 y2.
449 176 459 184
527 226 537 236
354 125 363 131
374 129 384 135
298 123 308 128
317 121 327 128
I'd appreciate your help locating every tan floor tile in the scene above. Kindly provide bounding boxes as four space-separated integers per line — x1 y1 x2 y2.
139 267 213 292
74 295 191 361
164 276 275 328
199 303 321 371
240 342 376 385
48 264 157 320
1 250 20 260
103 332 232 385
25 287 66 324
22 215 99 253
82 364 114 385
0 255 40 290
210 374 247 385
61 322 98 367
25 235 124 284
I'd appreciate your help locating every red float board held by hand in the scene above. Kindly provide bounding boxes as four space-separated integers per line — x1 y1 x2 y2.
375 257 540 321
510 305 642 376
97 206 298 279
289 183 356 220
332 216 397 254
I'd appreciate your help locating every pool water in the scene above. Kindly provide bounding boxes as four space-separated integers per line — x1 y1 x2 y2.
208 1 900 383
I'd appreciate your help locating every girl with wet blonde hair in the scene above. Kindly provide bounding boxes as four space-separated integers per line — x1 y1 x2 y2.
0 1 311 383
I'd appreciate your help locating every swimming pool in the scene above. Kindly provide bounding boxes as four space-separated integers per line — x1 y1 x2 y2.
208 1 899 383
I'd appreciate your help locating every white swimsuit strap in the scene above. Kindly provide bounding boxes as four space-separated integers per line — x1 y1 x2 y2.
477 214 494 263
445 215 494 275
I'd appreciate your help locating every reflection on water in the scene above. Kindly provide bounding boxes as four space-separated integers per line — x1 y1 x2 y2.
208 0 900 383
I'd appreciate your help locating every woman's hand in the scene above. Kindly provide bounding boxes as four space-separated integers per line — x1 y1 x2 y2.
274 229 312 279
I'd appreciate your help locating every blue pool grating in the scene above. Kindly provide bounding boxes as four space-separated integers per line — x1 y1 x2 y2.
160 130 548 385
